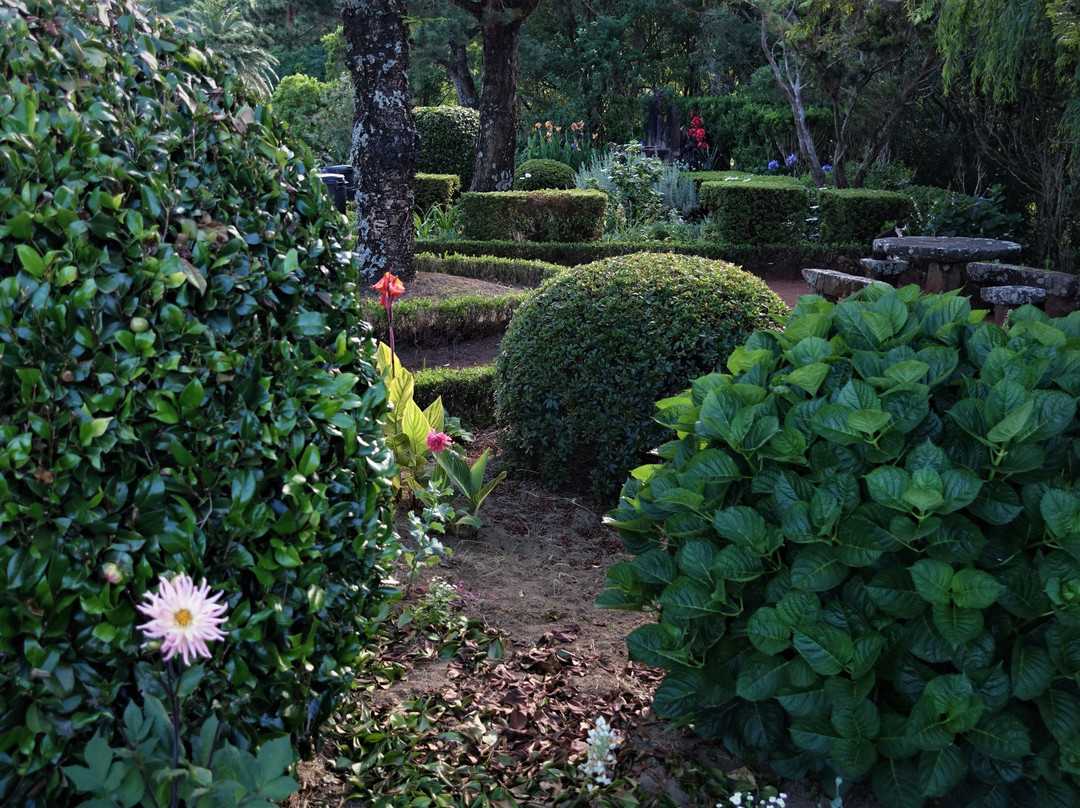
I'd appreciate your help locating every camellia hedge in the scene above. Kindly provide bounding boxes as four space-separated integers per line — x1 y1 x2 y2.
0 1 396 804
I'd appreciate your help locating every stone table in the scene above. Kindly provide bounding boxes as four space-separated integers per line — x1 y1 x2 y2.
871 236 1022 293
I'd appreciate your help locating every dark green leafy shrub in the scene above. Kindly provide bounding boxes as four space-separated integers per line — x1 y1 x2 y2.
415 173 462 213
415 105 480 189
0 1 396 803
495 253 787 499
458 190 607 242
601 286 1080 807
700 179 810 245
514 158 577 190
817 189 913 245
915 184 1024 243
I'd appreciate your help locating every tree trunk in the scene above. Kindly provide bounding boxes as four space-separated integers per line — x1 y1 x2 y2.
342 0 419 282
757 16 827 187
438 31 478 108
471 16 523 190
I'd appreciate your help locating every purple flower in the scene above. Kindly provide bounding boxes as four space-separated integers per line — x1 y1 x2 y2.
822 164 833 172
785 153 797 167
768 160 780 171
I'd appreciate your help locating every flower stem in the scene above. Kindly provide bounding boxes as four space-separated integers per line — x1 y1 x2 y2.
165 659 181 808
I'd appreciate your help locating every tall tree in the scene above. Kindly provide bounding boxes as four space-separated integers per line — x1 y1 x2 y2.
342 0 420 281
745 0 939 188
936 0 1080 268
446 0 543 191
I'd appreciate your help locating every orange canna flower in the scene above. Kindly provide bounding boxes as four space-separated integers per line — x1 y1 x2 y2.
534 122 541 129
372 271 405 313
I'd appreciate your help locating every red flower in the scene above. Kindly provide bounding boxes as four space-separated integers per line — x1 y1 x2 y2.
372 272 405 314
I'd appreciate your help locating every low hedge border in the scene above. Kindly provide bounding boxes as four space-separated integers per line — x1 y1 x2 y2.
360 291 533 347
416 252 566 287
416 240 865 270
413 365 496 428
457 189 607 242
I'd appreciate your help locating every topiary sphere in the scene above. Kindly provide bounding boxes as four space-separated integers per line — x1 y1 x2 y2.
513 158 576 190
495 252 787 499
0 0 396 803
415 105 479 189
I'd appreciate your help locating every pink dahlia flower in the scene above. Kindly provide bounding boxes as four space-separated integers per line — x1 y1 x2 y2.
426 429 453 453
136 573 229 666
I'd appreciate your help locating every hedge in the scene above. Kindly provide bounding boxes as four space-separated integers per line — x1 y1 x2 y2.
457 190 607 242
415 252 565 287
361 291 532 346
413 365 496 428
415 240 866 270
415 173 462 213
818 188 913 244
700 179 811 245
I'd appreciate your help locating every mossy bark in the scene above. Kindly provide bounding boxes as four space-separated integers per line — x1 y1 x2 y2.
342 0 419 281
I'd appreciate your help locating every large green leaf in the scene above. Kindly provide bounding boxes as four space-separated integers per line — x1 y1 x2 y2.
658 577 725 621
1011 643 1053 701
931 602 984 646
791 545 848 592
909 559 953 605
866 466 909 511
736 654 787 701
792 624 853 675
967 713 1031 761
871 757 926 808
712 506 767 546
917 745 967 798
651 669 705 720
626 623 692 669
746 607 791 655
950 568 1001 609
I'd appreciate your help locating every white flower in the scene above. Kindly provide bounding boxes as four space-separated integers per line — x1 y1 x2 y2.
581 716 619 787
136 573 228 665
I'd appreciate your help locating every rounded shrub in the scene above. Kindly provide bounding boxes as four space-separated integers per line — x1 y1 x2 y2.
601 287 1080 807
415 105 479 189
0 1 395 804
513 158 576 191
495 253 786 499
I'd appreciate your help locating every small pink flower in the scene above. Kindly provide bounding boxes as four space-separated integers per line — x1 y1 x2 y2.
136 573 229 666
426 429 453 453
103 563 124 585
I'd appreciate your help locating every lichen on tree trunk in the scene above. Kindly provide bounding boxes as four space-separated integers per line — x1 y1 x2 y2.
342 0 419 282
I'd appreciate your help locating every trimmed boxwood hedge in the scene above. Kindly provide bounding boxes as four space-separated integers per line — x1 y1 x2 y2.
818 188 913 244
457 190 608 243
700 180 811 245
415 105 479 189
415 172 462 213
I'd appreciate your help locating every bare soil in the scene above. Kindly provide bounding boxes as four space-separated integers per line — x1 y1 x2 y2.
297 266 883 808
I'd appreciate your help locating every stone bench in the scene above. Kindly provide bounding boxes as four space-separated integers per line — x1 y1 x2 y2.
802 268 888 301
859 258 913 283
966 262 1079 318
980 285 1047 325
